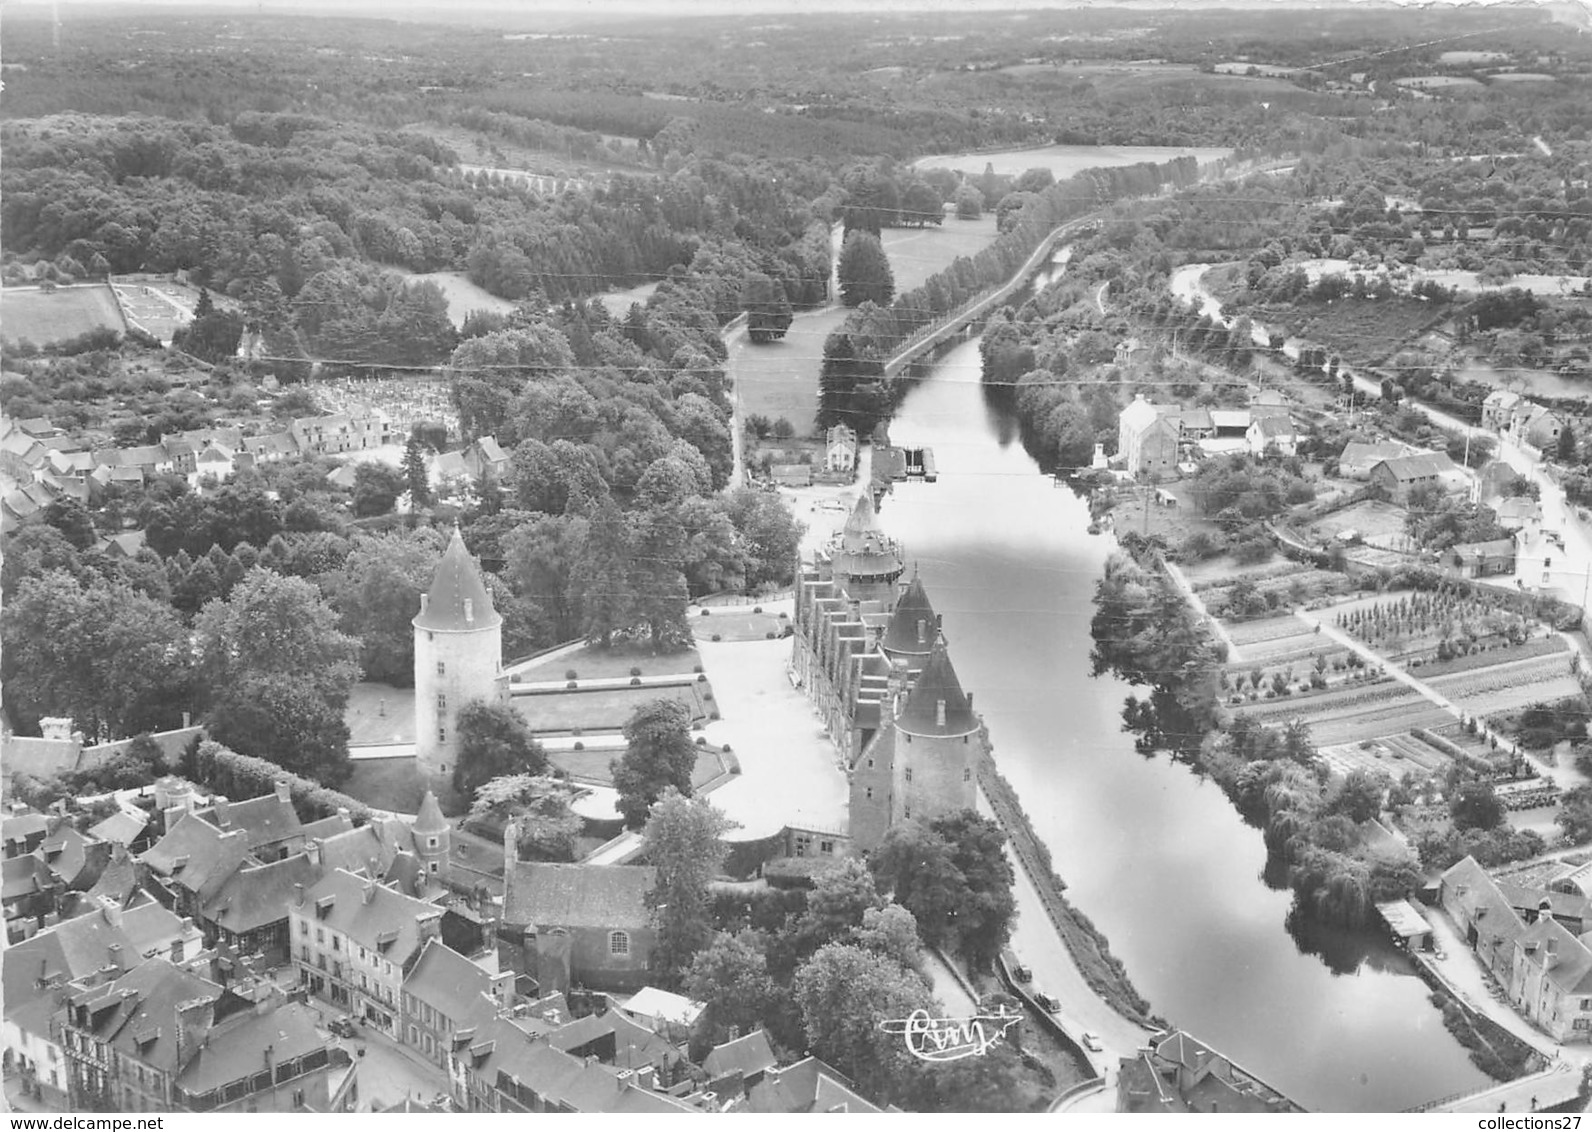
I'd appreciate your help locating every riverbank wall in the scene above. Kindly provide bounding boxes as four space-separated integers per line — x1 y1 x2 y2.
1409 952 1546 1082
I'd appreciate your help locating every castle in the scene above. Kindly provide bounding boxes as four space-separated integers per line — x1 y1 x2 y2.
791 495 986 852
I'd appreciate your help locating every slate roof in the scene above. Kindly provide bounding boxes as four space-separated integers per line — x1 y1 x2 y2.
746 1056 881 1114
3 902 188 1010
66 958 222 1075
413 790 448 835
1485 390 1523 408
197 792 303 852
296 868 441 967
473 436 508 464
89 810 149 847
703 1030 777 1080
141 812 254 904
621 987 703 1028
204 853 323 936
1518 917 1592 995
40 825 108 889
502 862 655 930
545 1008 679 1069
176 1001 326 1097
3 812 51 848
414 528 501 632
1249 415 1296 439
2 852 55 902
831 494 902 579
433 451 470 479
405 938 503 1020
1372 453 1459 481
1450 539 1517 565
298 811 355 841
881 575 937 660
896 642 978 738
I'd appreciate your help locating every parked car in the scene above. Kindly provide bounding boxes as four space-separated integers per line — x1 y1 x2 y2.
1033 991 1060 1012
328 1015 359 1038
1081 1033 1104 1052
1011 963 1032 982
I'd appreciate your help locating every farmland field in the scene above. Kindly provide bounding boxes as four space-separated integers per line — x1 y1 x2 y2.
1 284 126 346
1285 297 1452 368
1317 732 1452 782
1428 651 1583 716
1235 677 1455 746
913 142 1231 179
1395 75 1485 90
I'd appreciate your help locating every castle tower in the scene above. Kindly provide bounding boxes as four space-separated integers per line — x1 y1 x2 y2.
879 573 938 674
892 640 980 829
414 527 503 776
412 789 450 883
829 494 904 610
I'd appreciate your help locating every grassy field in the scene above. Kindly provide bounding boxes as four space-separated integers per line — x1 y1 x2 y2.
391 269 516 329
1 284 126 346
548 744 724 788
692 608 790 643
512 642 701 682
512 683 708 733
1286 298 1450 368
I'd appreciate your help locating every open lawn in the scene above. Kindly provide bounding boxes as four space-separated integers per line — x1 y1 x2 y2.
345 682 417 746
389 269 515 329
692 608 792 643
511 683 708 734
343 756 464 816
1307 500 1411 545
1 284 125 346
511 642 701 682
547 744 725 789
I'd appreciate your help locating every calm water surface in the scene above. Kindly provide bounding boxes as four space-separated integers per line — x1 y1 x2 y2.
876 335 1490 1112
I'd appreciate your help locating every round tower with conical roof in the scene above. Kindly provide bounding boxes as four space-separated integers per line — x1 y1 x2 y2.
829 494 905 610
414 528 503 776
892 640 980 827
880 573 938 675
412 789 451 883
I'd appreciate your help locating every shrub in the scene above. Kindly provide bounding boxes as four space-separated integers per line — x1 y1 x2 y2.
695 736 706 747
711 634 722 642
573 741 584 751
700 609 711 617
693 664 704 672
721 743 733 753
566 680 578 689
753 606 763 614
765 630 777 639
630 676 642 686
779 611 789 619
565 669 578 680
703 691 714 701
697 673 707 682
629 666 642 677
710 710 721 720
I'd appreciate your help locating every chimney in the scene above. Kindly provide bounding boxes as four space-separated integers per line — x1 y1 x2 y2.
99 897 124 929
294 883 306 908
335 807 350 824
275 781 292 803
110 841 127 863
936 700 946 727
182 711 191 729
916 618 926 644
417 912 441 945
305 840 321 868
362 879 377 905
107 943 123 973
966 692 973 711
1547 937 1559 967
212 799 230 829
464 598 474 626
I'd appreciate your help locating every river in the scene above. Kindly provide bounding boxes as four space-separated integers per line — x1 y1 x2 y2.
872 333 1491 1112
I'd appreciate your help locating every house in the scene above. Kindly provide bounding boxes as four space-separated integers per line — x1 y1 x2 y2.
825 425 858 474
1117 394 1180 478
1441 856 1527 983
463 437 510 481
742 1056 883 1114
59 959 347 1112
1115 337 1148 367
498 858 656 996
432 450 470 481
1516 404 1564 451
1445 539 1516 578
616 986 704 1039
1368 453 1464 504
1116 1031 1303 1113
191 442 237 487
1494 497 1543 535
100 530 149 560
1246 414 1298 458
240 431 297 464
1506 918 1592 1043
2 899 203 1107
1 430 48 481
703 1030 778 1087
326 464 359 491
401 937 512 1067
1337 440 1413 480
544 1005 684 1074
289 867 448 1037
290 412 386 456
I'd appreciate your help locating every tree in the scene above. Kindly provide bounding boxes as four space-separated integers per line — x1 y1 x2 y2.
194 567 361 699
1451 781 1504 831
573 498 635 647
643 788 736 987
468 773 582 861
953 184 984 220
683 930 784 1055
42 499 96 550
327 528 445 685
1559 785 1592 845
791 857 884 955
724 486 802 590
351 461 407 518
404 436 432 508
793 943 937 1104
452 700 547 803
743 272 793 343
1333 767 1390 824
612 698 698 827
871 811 1016 969
207 673 353 784
1559 422 1578 464
837 231 895 309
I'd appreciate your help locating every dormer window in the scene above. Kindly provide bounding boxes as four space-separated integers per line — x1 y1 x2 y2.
609 931 630 956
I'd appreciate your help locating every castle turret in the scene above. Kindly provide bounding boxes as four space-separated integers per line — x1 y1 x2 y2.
880 573 938 673
829 494 904 610
892 641 980 828
412 789 450 883
414 528 503 777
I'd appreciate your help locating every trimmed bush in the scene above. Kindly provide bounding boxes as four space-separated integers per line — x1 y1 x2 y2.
566 680 578 689
753 606 763 614
629 666 642 677
564 669 578 680
692 664 704 673
696 673 707 682
711 634 722 642
695 736 707 747
573 741 584 751
765 630 777 639
700 609 711 617
630 676 642 686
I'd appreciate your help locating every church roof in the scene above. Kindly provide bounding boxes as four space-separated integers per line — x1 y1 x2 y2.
830 495 903 579
413 790 448 836
415 528 500 632
881 576 937 659
896 642 978 738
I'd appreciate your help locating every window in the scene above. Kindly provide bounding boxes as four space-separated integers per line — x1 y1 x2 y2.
436 661 446 676
864 787 873 800
610 931 630 956
438 728 446 743
408 1026 418 1044
292 1089 305 1110
964 767 972 782
332 935 341 952
866 758 874 768
428 837 438 849
299 921 309 936
316 927 325 944
820 840 834 854
437 693 447 712
429 862 439 874
361 974 369 991
904 806 911 819
905 766 913 783
300 945 310 963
